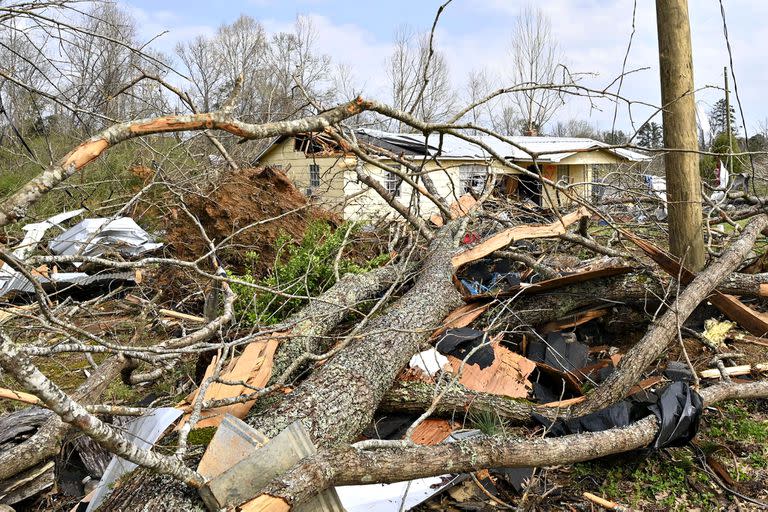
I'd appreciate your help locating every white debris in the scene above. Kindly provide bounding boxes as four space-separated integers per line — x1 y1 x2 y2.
85 408 182 512
409 348 450 377
336 475 462 512
12 209 85 259
49 217 162 261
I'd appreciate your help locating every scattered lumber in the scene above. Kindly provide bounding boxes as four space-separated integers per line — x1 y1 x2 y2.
699 364 768 379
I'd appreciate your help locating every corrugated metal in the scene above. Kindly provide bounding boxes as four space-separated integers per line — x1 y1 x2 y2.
358 129 650 163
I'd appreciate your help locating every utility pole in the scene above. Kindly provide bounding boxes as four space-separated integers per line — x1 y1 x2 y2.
656 0 706 270
724 66 733 175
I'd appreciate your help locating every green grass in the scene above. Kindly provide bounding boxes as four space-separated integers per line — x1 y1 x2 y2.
707 402 768 444
469 410 509 436
572 449 718 511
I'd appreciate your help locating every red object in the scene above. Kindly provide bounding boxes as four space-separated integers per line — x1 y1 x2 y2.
461 232 480 245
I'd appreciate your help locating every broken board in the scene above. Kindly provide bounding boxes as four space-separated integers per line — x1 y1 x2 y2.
448 336 536 398
622 231 768 337
451 207 588 268
178 336 279 429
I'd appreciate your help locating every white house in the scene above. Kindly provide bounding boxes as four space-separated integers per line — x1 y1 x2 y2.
254 129 649 220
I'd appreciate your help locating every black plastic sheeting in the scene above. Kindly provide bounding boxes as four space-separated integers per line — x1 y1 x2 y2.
527 332 589 373
533 382 703 449
435 328 495 369
663 361 695 383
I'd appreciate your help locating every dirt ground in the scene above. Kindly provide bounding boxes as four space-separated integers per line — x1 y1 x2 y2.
164 166 339 276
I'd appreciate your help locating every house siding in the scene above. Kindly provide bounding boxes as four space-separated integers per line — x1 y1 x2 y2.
257 137 634 220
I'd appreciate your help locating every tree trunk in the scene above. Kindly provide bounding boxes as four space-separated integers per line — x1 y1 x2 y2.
656 0 705 270
249 380 768 509
270 262 413 383
100 225 464 510
571 215 768 416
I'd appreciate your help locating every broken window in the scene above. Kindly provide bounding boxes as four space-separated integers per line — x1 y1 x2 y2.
459 165 487 195
385 166 402 197
309 163 321 187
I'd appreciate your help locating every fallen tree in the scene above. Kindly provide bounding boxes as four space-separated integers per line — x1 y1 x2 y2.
0 14 767 510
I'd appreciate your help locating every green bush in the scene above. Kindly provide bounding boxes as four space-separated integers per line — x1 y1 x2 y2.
231 221 389 325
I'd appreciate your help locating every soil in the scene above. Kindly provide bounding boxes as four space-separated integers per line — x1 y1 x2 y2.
153 167 341 308
164 166 339 276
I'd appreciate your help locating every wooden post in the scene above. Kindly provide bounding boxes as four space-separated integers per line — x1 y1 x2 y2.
656 0 706 270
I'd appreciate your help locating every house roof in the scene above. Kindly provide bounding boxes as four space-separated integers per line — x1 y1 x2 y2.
357 129 650 163
254 130 650 164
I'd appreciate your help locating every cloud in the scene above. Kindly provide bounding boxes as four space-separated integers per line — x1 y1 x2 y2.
119 0 768 131
124 5 215 56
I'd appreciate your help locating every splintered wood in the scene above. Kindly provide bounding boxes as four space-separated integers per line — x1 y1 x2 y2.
410 419 457 445
431 303 491 339
178 337 280 429
451 206 589 268
448 336 536 399
430 194 478 227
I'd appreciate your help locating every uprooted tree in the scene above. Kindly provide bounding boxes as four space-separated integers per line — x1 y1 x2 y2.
1 1 768 511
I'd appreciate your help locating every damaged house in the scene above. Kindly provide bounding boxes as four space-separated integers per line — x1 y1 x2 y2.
255 129 650 220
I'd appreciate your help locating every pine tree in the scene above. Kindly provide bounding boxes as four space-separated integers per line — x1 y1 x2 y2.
708 98 737 137
637 121 663 148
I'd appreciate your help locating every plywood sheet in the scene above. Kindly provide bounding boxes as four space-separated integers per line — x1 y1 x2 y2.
448 336 535 398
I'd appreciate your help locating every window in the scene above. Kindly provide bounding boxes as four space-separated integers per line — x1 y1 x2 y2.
460 165 487 195
309 163 321 187
557 165 570 184
385 166 402 197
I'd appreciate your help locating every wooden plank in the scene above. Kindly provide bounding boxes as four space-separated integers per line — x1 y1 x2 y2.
451 207 589 268
539 308 609 334
177 336 280 429
431 303 491 339
158 308 206 323
727 332 768 348
623 231 768 337
238 495 290 512
410 419 455 446
700 363 768 379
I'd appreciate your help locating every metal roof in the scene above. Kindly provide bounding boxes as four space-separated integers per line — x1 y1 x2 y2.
357 129 650 163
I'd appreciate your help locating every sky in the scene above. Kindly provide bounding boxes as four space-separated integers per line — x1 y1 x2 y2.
121 0 768 136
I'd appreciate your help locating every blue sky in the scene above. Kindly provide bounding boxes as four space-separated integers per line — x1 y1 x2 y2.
121 0 768 136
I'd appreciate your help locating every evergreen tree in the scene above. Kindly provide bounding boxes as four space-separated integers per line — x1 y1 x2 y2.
637 122 663 148
708 98 737 137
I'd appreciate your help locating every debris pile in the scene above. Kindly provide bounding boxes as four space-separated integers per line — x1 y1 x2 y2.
3 190 768 512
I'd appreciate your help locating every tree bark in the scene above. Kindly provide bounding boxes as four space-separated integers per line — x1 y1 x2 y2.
379 380 537 422
0 356 124 482
100 225 464 510
571 215 768 416
247 380 768 509
656 0 705 270
270 263 413 383
249 227 463 444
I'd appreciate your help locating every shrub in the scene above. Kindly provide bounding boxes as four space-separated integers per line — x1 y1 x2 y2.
231 221 389 325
